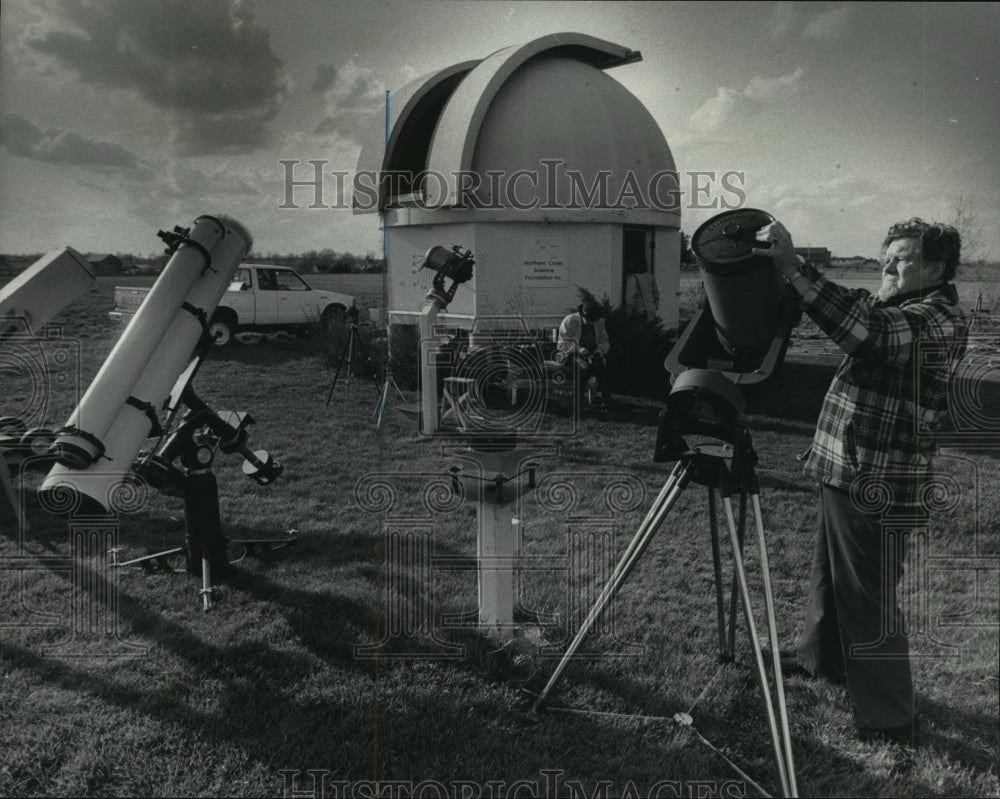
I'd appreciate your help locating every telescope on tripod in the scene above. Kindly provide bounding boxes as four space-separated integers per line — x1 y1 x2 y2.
534 209 801 797
325 302 380 407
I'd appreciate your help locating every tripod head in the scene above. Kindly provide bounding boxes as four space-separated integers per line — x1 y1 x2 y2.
133 384 282 496
653 367 760 492
347 302 361 329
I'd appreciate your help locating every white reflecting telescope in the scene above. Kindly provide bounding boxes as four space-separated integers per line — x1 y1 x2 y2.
40 214 253 513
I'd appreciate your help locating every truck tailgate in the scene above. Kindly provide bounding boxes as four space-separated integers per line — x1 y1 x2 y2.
110 286 150 324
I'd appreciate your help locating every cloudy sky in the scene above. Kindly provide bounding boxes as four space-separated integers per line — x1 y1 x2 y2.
1 1 997 260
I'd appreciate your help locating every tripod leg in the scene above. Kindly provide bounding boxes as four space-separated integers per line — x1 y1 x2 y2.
751 493 797 797
374 376 408 429
352 330 380 391
707 488 730 660
0 455 26 532
726 492 748 658
534 460 692 711
374 379 386 417
373 376 406 430
375 379 390 429
721 495 794 798
345 329 355 385
325 329 354 406
200 555 213 611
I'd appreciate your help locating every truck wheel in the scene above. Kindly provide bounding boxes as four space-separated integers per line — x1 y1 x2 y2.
209 316 236 347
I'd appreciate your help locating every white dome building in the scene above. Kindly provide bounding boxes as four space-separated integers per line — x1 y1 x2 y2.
355 32 680 331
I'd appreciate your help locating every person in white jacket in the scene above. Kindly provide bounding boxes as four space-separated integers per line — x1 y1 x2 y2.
557 300 611 409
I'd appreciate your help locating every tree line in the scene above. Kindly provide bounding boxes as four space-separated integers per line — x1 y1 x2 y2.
0 249 387 277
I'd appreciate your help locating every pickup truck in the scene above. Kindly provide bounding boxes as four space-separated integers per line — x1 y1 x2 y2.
111 264 354 346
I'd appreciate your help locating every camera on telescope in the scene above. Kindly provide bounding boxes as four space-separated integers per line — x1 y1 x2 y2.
420 245 475 286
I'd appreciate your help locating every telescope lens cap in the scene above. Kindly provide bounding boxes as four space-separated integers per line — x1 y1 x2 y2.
691 209 776 269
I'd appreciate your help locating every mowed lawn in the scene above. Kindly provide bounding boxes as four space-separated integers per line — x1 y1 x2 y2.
0 273 997 797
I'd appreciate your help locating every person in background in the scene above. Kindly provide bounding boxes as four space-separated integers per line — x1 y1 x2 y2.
753 217 968 748
557 299 611 410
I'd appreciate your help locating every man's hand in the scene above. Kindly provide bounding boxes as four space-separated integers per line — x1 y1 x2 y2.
752 221 801 279
579 348 591 358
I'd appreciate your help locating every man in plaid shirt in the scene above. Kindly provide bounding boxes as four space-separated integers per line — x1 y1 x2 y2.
753 217 968 747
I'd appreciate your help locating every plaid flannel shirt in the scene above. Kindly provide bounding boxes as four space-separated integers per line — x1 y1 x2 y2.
796 269 968 514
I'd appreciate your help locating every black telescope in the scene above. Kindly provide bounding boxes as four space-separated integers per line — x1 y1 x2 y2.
665 208 799 389
658 208 801 457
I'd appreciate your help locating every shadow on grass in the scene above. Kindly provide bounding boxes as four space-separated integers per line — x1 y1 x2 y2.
920 694 1000 776
0 635 379 784
0 548 490 774
5 522 995 794
0 569 379 773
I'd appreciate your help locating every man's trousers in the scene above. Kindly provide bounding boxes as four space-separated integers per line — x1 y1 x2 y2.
797 482 917 731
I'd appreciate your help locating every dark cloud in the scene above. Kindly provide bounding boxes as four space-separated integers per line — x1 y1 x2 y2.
313 59 384 144
311 64 338 93
26 0 288 154
0 112 139 167
168 110 274 155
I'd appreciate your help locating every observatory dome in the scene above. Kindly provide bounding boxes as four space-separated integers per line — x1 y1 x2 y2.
463 54 677 213
357 32 678 223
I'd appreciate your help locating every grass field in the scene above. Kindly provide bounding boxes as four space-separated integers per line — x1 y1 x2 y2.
0 272 997 798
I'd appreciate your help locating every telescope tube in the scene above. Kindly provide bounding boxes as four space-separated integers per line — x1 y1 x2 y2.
48 215 236 469
40 214 252 513
691 209 785 357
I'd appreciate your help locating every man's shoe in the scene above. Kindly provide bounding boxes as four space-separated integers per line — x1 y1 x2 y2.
858 718 921 747
760 647 814 679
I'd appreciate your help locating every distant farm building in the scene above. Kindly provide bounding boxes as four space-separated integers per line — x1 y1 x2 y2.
127 262 162 275
831 256 879 270
795 247 832 267
87 253 123 276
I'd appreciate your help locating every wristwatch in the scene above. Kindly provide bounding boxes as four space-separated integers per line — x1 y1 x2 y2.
784 258 813 291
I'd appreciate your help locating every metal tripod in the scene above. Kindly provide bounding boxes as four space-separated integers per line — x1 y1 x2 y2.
374 361 407 430
372 322 407 430
533 430 798 798
325 311 377 406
